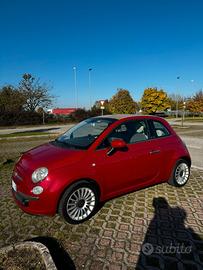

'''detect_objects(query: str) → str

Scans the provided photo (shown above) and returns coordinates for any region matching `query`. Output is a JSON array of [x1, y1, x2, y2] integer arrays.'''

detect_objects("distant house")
[[50, 108, 76, 115]]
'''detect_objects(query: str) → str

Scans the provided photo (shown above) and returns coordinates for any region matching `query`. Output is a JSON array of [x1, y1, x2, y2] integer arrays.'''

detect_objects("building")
[[49, 108, 76, 115]]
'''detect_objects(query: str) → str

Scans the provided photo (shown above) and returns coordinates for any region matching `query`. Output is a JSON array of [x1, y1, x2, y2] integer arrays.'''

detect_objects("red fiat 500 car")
[[12, 115, 191, 224]]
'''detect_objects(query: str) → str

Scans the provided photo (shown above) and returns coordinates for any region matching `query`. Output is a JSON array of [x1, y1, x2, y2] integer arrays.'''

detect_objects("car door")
[[91, 119, 162, 199], [148, 119, 176, 181]]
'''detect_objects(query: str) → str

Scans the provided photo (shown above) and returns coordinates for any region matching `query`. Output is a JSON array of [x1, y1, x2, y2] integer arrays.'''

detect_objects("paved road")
[[172, 122, 203, 170], [0, 124, 71, 135], [168, 119, 203, 126], [179, 136, 203, 170]]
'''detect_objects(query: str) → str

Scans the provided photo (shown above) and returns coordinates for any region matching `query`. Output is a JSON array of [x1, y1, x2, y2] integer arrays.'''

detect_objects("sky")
[[0, 0, 203, 108]]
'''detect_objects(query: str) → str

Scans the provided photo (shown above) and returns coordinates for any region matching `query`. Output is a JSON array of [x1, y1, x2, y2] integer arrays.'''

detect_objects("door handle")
[[149, 149, 160, 155]]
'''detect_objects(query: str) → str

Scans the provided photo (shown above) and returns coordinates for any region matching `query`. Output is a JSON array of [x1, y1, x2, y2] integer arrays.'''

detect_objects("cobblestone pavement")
[[0, 139, 203, 269]]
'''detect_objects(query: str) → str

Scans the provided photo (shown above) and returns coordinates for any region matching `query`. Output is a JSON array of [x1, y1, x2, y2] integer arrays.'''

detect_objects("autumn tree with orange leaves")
[[141, 88, 170, 114], [187, 90, 203, 114]]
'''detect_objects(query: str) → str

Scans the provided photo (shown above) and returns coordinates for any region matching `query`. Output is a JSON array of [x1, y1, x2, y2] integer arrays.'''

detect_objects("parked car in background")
[[12, 115, 191, 224], [149, 111, 168, 118]]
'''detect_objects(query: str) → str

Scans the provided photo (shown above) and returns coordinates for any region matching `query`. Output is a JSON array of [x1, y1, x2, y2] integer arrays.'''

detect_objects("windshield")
[[56, 117, 116, 149]]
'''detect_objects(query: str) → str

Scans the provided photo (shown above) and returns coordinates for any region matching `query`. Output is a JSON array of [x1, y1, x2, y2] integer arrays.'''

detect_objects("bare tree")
[[19, 73, 54, 112]]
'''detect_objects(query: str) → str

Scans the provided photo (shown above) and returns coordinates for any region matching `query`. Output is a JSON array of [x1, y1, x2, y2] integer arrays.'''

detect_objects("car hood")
[[18, 142, 86, 173]]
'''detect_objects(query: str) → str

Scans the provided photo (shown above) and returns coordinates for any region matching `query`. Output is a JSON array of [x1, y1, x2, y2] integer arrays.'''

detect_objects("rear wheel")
[[168, 159, 190, 187], [58, 181, 99, 224]]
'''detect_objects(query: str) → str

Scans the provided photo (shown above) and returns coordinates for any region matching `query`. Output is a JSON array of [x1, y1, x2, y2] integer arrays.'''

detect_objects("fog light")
[[32, 186, 43, 195]]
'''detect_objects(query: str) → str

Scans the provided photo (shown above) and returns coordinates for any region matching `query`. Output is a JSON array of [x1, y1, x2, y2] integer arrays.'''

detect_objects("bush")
[[0, 107, 111, 126], [0, 111, 42, 126], [68, 108, 90, 122], [68, 107, 111, 123]]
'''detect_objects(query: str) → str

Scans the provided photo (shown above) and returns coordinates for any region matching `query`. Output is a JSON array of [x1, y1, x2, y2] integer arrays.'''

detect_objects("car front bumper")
[[11, 178, 57, 216], [12, 189, 39, 207]]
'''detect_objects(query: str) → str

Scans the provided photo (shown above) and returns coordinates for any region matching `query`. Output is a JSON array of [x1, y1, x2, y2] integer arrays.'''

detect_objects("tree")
[[69, 108, 90, 122], [36, 107, 45, 114], [187, 90, 203, 114], [90, 99, 110, 116], [168, 94, 185, 111], [108, 89, 136, 114], [141, 88, 170, 114], [19, 73, 53, 112], [0, 85, 25, 113]]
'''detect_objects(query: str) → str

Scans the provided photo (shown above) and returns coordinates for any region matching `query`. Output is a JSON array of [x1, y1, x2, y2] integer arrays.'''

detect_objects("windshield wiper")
[[53, 139, 86, 149]]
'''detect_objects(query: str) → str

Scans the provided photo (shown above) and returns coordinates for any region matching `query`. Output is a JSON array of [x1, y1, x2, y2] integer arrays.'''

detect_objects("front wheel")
[[168, 159, 190, 187], [58, 181, 99, 224]]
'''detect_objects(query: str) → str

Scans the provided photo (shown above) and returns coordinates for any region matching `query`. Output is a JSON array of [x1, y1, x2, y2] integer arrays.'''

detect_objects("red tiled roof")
[[52, 108, 76, 115]]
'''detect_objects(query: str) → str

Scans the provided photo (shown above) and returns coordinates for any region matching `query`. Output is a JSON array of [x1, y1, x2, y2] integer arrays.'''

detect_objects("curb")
[[0, 241, 57, 270]]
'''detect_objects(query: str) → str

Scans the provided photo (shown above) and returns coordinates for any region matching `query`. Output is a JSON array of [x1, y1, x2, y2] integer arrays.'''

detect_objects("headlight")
[[32, 186, 44, 195], [32, 167, 48, 183]]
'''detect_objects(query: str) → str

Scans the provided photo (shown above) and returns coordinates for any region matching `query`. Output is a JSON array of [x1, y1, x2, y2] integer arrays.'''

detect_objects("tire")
[[58, 180, 99, 224], [168, 159, 190, 187]]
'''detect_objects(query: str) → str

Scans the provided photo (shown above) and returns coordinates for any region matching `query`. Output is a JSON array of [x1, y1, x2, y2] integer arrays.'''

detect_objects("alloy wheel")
[[66, 187, 96, 221], [175, 162, 189, 185]]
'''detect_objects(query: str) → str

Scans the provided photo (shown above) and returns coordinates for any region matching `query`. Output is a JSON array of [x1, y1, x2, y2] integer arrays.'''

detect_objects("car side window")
[[152, 121, 170, 137], [98, 120, 149, 149]]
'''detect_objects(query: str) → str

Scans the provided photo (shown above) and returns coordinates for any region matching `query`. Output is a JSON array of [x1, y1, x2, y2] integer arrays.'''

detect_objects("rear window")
[[152, 121, 170, 138]]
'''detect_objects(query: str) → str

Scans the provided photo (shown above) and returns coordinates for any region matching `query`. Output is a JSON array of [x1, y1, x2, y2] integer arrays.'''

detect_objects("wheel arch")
[[165, 154, 191, 183], [168, 156, 191, 187], [56, 178, 101, 213], [179, 155, 191, 167]]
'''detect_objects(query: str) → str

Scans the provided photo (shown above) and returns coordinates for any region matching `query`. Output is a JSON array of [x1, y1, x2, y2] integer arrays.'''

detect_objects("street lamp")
[[176, 76, 180, 118], [181, 100, 186, 127], [88, 68, 92, 108], [73, 66, 78, 109]]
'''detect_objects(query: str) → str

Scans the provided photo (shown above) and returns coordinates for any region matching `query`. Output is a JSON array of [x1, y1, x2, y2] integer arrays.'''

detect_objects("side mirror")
[[110, 138, 126, 149], [107, 138, 127, 156]]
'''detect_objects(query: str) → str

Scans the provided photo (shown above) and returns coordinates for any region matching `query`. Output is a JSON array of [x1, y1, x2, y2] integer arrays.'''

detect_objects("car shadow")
[[27, 236, 76, 270], [135, 197, 203, 270]]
